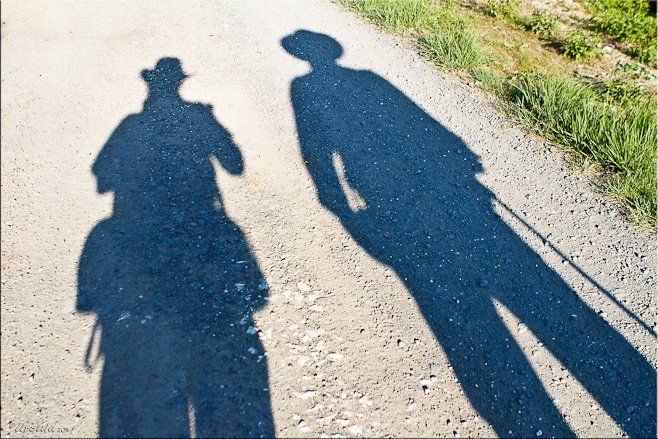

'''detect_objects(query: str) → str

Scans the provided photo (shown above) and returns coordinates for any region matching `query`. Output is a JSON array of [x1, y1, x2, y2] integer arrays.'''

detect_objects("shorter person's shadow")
[[283, 30, 656, 438], [77, 58, 274, 438]]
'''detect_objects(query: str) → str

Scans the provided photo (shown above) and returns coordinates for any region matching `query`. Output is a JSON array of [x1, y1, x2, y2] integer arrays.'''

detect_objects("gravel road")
[[1, 1, 655, 438]]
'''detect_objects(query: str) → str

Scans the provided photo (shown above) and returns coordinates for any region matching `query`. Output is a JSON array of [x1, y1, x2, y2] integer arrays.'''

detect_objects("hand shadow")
[[283, 30, 656, 438], [77, 58, 274, 438]]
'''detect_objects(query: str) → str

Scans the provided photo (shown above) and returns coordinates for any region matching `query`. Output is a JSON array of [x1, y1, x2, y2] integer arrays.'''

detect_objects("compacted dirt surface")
[[1, 1, 656, 438]]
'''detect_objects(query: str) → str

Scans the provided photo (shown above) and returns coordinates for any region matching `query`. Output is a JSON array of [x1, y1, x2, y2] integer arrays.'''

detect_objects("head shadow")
[[141, 57, 189, 93], [77, 57, 274, 438], [283, 30, 656, 438]]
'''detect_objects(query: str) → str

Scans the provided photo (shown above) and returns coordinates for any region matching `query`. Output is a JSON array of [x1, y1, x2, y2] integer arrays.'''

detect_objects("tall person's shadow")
[[77, 58, 274, 438], [282, 30, 656, 438]]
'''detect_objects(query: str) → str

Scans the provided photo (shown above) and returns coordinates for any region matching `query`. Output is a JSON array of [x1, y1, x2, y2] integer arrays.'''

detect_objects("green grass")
[[418, 25, 488, 70], [528, 9, 558, 37], [586, 0, 657, 66], [486, 0, 519, 20], [562, 30, 602, 60], [339, 0, 446, 34], [337, 0, 657, 227], [503, 74, 656, 225], [341, 0, 488, 70], [593, 62, 656, 108]]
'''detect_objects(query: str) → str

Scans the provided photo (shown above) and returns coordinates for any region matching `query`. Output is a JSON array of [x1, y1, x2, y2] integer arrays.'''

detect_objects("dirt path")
[[1, 1, 655, 438]]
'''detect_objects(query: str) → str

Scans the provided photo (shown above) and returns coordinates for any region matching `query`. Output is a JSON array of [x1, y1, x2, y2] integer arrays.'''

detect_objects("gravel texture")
[[1, 1, 655, 438]]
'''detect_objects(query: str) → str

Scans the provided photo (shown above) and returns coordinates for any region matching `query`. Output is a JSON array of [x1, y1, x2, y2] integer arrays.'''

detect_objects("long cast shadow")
[[77, 58, 274, 438], [282, 30, 656, 438]]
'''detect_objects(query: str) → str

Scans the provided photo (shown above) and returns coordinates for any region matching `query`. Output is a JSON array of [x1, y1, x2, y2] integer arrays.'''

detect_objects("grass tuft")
[[419, 25, 488, 70], [486, 0, 519, 21], [562, 30, 602, 60], [504, 74, 656, 225], [529, 9, 558, 37], [340, 0, 443, 34], [341, 0, 485, 70]]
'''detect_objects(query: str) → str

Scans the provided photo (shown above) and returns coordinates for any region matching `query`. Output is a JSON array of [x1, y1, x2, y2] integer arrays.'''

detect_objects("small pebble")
[[294, 390, 318, 400], [347, 425, 362, 435]]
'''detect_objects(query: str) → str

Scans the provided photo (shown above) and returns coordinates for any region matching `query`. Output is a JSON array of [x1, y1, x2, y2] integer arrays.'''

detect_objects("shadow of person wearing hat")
[[282, 30, 656, 438], [77, 57, 274, 438]]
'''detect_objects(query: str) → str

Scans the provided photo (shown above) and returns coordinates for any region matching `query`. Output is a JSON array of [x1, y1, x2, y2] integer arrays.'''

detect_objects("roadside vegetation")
[[337, 0, 657, 227], [587, 1, 656, 66]]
